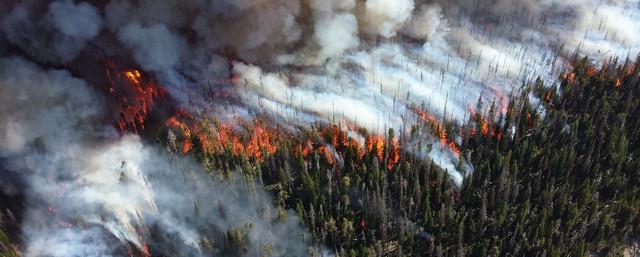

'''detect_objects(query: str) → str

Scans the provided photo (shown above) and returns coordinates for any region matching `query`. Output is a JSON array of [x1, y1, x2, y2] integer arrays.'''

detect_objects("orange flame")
[[412, 107, 462, 157], [165, 114, 195, 154], [165, 110, 406, 169], [301, 140, 314, 158], [491, 87, 509, 115], [448, 141, 461, 157], [246, 123, 278, 160], [562, 71, 576, 84], [467, 104, 506, 143], [318, 146, 336, 165], [347, 138, 363, 159], [412, 107, 440, 125], [166, 113, 286, 161], [481, 120, 489, 136], [366, 135, 385, 161], [141, 242, 151, 257], [586, 66, 597, 77], [331, 126, 340, 147], [106, 64, 163, 134], [181, 140, 193, 154], [124, 70, 142, 85], [440, 129, 447, 147], [625, 63, 636, 76], [387, 137, 400, 170], [544, 91, 552, 103]]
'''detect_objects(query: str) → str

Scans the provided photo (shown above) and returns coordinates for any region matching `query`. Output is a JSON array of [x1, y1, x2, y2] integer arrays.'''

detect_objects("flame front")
[[105, 63, 163, 134]]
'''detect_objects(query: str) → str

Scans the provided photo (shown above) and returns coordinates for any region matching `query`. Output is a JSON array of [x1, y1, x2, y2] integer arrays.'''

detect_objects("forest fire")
[[246, 123, 278, 160], [165, 111, 282, 161], [439, 129, 461, 157], [586, 66, 597, 77], [300, 140, 314, 158], [330, 125, 349, 148], [439, 130, 448, 149], [467, 104, 505, 142], [105, 63, 164, 134], [294, 125, 402, 169], [124, 70, 142, 85], [141, 242, 151, 257], [387, 138, 400, 170], [411, 107, 462, 157], [318, 146, 336, 165], [562, 71, 576, 84], [165, 112, 194, 154], [365, 135, 385, 161], [480, 120, 489, 136], [491, 87, 509, 115], [327, 126, 364, 159], [448, 141, 461, 156], [126, 240, 151, 257], [624, 63, 636, 76], [164, 108, 405, 170], [544, 91, 553, 103], [560, 61, 636, 90], [2, 1, 639, 256]]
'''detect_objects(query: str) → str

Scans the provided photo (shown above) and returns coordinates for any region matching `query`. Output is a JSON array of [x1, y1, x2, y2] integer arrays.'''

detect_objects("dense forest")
[[2, 57, 639, 257]]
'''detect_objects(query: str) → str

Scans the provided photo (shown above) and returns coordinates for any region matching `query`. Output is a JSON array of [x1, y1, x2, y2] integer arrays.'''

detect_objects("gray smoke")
[[117, 21, 188, 73], [1, 0, 102, 63]]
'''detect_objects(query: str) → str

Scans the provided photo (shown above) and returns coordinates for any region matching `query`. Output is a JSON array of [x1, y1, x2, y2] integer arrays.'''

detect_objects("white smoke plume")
[[1, 0, 640, 255], [402, 4, 447, 42], [362, 0, 415, 38]]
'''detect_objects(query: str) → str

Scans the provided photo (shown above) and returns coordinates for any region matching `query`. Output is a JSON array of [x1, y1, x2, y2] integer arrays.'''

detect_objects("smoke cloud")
[[117, 21, 188, 73], [402, 4, 447, 42], [1, 0, 102, 63], [362, 0, 415, 38], [0, 56, 322, 256]]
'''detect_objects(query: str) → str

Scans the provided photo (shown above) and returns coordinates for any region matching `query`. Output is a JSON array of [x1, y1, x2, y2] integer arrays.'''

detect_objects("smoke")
[[362, 0, 415, 38], [117, 21, 188, 73], [1, 0, 640, 255], [312, 13, 359, 64], [0, 56, 323, 256], [1, 0, 102, 63], [402, 4, 447, 42], [49, 0, 102, 41]]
